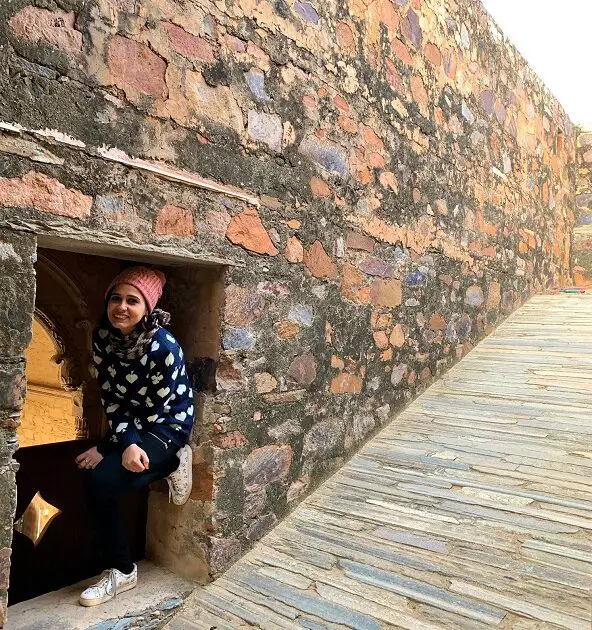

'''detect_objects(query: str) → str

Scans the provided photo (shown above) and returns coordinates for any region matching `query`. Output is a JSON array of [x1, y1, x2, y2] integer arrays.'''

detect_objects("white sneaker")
[[79, 565, 137, 607], [166, 444, 192, 505]]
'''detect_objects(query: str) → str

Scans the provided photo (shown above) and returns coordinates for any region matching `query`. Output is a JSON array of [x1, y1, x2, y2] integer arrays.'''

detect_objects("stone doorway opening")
[[9, 242, 224, 608]]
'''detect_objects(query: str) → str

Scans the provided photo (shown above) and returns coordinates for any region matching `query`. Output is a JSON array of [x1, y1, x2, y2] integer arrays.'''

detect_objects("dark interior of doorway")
[[9, 246, 221, 605]]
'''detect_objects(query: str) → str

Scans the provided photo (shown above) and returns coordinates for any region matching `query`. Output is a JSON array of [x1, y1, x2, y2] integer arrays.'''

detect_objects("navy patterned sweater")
[[92, 326, 194, 454]]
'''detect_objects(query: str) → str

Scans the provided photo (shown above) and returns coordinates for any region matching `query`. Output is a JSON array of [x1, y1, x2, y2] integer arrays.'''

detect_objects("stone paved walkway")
[[168, 294, 592, 629]]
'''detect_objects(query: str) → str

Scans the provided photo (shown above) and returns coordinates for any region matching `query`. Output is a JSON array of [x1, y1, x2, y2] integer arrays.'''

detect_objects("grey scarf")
[[99, 309, 171, 360]]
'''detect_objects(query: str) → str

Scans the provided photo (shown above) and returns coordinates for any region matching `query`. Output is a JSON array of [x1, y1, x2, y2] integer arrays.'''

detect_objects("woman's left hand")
[[76, 447, 103, 470]]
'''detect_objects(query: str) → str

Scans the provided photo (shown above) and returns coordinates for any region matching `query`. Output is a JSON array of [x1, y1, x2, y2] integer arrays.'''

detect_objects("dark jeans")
[[84, 432, 179, 574]]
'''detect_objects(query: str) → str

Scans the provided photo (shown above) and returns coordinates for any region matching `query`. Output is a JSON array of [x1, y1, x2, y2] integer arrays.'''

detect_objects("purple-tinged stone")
[[446, 313, 472, 342], [202, 14, 215, 37], [223, 327, 255, 350], [244, 486, 266, 518], [481, 90, 494, 116], [288, 304, 313, 326], [407, 9, 423, 48], [294, 0, 319, 24], [244, 445, 293, 487], [287, 353, 317, 386], [405, 271, 427, 287], [359, 257, 394, 278], [245, 68, 271, 101], [257, 281, 291, 297], [299, 136, 348, 177], [247, 513, 277, 540], [208, 537, 241, 575], [248, 110, 282, 152], [465, 285, 484, 307], [578, 212, 592, 226]]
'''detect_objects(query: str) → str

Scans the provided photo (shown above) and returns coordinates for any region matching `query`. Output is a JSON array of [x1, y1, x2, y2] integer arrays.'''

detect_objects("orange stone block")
[[331, 355, 345, 369], [410, 75, 428, 114], [285, 235, 304, 263], [367, 152, 386, 169], [370, 278, 402, 308], [109, 35, 168, 98], [336, 21, 356, 52], [486, 280, 501, 310], [379, 0, 400, 32], [275, 321, 300, 339], [361, 124, 385, 150], [373, 330, 389, 349], [424, 42, 441, 67], [380, 347, 393, 361], [330, 372, 363, 394], [385, 57, 404, 91], [154, 204, 194, 236], [379, 171, 399, 192], [429, 313, 446, 330], [304, 241, 339, 278], [341, 263, 366, 302], [391, 38, 413, 65], [356, 167, 374, 185], [0, 171, 92, 218], [389, 323, 405, 347], [338, 115, 358, 134], [310, 176, 332, 197], [346, 231, 375, 252], [333, 94, 350, 111], [226, 207, 279, 256]]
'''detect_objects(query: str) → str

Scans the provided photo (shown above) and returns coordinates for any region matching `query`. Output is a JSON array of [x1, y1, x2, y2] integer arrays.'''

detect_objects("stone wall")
[[573, 130, 592, 286], [0, 0, 575, 617], [0, 231, 35, 626]]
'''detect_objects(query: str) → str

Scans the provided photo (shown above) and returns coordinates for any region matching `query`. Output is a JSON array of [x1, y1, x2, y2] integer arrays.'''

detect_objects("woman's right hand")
[[122, 444, 150, 473], [75, 447, 103, 470]]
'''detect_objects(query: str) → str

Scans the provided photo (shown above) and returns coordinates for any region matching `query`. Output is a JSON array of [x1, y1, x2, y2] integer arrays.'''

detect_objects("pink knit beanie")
[[105, 266, 166, 313]]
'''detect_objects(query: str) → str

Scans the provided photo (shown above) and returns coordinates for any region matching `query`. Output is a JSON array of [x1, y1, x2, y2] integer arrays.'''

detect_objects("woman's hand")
[[76, 447, 103, 470], [122, 444, 150, 473]]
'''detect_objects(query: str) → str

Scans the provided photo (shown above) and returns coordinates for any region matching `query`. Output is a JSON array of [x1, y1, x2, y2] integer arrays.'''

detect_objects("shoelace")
[[110, 568, 118, 598], [92, 568, 118, 598]]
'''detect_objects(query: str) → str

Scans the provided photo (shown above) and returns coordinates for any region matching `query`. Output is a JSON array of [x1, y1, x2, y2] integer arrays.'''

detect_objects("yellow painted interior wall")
[[18, 318, 77, 448]]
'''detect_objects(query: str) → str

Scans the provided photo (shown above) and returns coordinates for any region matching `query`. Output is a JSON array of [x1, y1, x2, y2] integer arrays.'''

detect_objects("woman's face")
[[107, 283, 148, 335]]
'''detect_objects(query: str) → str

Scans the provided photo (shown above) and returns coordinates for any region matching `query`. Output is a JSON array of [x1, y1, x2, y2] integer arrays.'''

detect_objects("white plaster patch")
[[0, 243, 22, 263]]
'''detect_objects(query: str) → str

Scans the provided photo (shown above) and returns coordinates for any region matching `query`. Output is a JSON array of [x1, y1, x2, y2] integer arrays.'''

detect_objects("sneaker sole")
[[79, 579, 137, 607], [167, 446, 193, 506]]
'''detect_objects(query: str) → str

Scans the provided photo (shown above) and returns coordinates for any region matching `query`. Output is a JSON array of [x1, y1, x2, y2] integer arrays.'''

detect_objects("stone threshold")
[[7, 561, 195, 630]]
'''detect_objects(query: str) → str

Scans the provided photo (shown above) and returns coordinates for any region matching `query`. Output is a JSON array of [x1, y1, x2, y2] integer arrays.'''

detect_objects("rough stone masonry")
[[0, 0, 577, 623]]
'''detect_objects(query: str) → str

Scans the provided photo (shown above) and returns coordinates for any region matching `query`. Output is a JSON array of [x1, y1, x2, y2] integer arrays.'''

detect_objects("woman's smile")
[[107, 283, 147, 334]]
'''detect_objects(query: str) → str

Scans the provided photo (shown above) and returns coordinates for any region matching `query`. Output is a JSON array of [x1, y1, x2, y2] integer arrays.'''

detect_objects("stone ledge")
[[7, 561, 195, 630]]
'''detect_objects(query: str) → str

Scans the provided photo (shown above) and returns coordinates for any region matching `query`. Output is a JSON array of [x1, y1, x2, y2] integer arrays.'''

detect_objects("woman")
[[75, 266, 194, 607]]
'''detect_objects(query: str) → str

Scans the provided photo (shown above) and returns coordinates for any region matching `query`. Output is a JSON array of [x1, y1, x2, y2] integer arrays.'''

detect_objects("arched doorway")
[[18, 317, 80, 448]]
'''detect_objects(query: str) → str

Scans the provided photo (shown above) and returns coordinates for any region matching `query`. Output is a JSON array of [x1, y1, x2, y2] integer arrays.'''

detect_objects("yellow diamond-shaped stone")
[[13, 491, 61, 546]]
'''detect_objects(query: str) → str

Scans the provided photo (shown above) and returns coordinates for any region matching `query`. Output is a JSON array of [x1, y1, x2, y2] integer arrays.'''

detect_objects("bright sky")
[[481, 0, 592, 129]]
